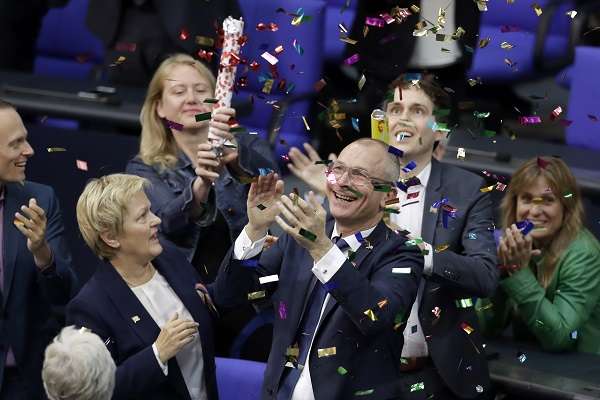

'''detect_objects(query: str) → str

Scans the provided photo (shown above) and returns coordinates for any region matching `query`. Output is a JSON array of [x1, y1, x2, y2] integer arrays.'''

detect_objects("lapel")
[[3, 183, 24, 306], [153, 250, 214, 361], [97, 262, 161, 347], [421, 159, 444, 246], [319, 220, 389, 323]]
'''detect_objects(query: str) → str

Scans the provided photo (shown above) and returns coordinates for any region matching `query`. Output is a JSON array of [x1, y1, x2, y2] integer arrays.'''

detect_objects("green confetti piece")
[[230, 126, 248, 134], [354, 389, 374, 396], [257, 204, 267, 210], [337, 366, 348, 375], [563, 192, 573, 198], [455, 298, 474, 308], [195, 112, 212, 122], [382, 207, 400, 214], [410, 382, 425, 392], [315, 159, 333, 165], [347, 250, 356, 262], [373, 184, 392, 192], [400, 357, 409, 365], [434, 122, 451, 133], [347, 187, 364, 198], [473, 111, 491, 119], [299, 228, 317, 242], [203, 98, 219, 103]]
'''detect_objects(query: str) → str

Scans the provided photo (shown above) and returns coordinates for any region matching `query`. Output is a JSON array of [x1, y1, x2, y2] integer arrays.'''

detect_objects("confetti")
[[358, 74, 366, 90], [532, 3, 543, 16], [435, 244, 449, 253], [354, 389, 375, 396], [517, 352, 527, 363], [478, 38, 491, 48], [278, 301, 287, 320], [537, 156, 550, 169], [564, 192, 573, 198], [500, 41, 514, 50], [410, 382, 425, 392], [392, 267, 411, 274], [385, 197, 400, 206], [337, 366, 348, 375], [570, 331, 578, 339], [455, 298, 473, 308], [457, 148, 466, 160], [292, 39, 304, 55], [402, 161, 417, 174], [76, 160, 88, 171], [365, 17, 385, 28], [388, 146, 404, 157], [179, 28, 189, 41], [195, 36, 214, 47], [382, 207, 400, 214], [347, 187, 364, 198], [241, 259, 259, 268], [258, 168, 274, 176], [363, 309, 377, 321], [373, 184, 393, 192], [261, 51, 279, 65], [468, 232, 477, 240], [262, 79, 274, 94], [299, 228, 317, 242], [566, 10, 577, 18], [480, 185, 494, 193], [550, 106, 563, 120], [195, 112, 212, 122], [163, 118, 183, 131], [519, 115, 542, 125], [344, 53, 360, 65], [47, 147, 66, 152], [301, 116, 311, 131], [247, 290, 266, 300], [317, 347, 336, 358], [257, 204, 267, 210], [203, 98, 218, 104], [259, 274, 279, 284], [377, 299, 388, 309], [516, 219, 534, 235], [461, 322, 474, 334], [476, 385, 484, 393]]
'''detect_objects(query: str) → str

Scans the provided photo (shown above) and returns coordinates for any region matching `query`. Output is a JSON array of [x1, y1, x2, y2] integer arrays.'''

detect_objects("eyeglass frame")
[[325, 161, 393, 189]]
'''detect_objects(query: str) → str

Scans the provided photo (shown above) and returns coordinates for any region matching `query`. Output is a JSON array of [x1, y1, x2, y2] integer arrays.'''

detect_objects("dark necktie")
[[277, 237, 350, 400]]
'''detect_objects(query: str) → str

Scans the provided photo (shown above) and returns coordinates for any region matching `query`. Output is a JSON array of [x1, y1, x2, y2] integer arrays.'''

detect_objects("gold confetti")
[[363, 309, 377, 321], [475, 0, 488, 12], [195, 36, 215, 46], [500, 41, 514, 49], [479, 185, 494, 193], [47, 147, 67, 152], [286, 345, 299, 357], [435, 244, 449, 253], [532, 3, 543, 16], [410, 5, 420, 13], [377, 299, 389, 309], [262, 79, 274, 94], [247, 291, 266, 300], [453, 27, 466, 39], [566, 10, 577, 19], [302, 116, 310, 131], [317, 347, 337, 358], [358, 74, 366, 90], [339, 35, 358, 45], [478, 38, 491, 48]]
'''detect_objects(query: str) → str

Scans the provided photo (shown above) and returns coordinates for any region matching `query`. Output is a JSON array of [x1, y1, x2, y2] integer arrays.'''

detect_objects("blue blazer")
[[417, 159, 499, 398], [125, 133, 279, 263], [221, 218, 424, 399], [66, 239, 251, 400], [0, 181, 77, 398]]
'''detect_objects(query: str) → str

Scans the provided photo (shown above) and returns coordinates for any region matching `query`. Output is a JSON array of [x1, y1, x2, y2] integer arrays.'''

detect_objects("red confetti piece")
[[461, 322, 474, 334], [249, 60, 260, 71], [197, 49, 214, 62], [537, 157, 550, 169]]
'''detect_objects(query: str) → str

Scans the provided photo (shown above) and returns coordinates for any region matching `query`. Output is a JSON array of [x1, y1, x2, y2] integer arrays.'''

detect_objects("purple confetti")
[[402, 161, 417, 174], [388, 146, 404, 157], [516, 219, 534, 235], [278, 301, 287, 320], [365, 17, 385, 28], [163, 118, 183, 131], [344, 53, 360, 65]]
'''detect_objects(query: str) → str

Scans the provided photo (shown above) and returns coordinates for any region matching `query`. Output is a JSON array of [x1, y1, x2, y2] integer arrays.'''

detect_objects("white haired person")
[[42, 326, 116, 400]]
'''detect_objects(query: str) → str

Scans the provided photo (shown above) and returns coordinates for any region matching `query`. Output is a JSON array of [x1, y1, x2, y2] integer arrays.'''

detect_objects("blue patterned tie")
[[277, 237, 350, 399]]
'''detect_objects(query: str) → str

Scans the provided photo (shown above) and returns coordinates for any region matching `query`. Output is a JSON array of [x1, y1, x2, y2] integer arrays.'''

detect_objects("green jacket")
[[477, 229, 600, 354]]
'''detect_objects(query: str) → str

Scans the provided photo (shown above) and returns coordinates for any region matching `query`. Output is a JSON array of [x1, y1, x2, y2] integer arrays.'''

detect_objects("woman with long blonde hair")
[[126, 53, 277, 282], [478, 157, 600, 354]]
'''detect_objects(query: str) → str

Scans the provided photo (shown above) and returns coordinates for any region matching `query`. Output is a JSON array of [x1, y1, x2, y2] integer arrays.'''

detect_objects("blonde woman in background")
[[478, 157, 600, 354]]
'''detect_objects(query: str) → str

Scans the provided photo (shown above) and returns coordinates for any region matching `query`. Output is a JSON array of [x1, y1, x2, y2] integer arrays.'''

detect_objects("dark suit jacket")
[[221, 219, 424, 399], [0, 181, 77, 398], [86, 0, 241, 52], [66, 239, 251, 400], [416, 159, 498, 398], [347, 0, 481, 84]]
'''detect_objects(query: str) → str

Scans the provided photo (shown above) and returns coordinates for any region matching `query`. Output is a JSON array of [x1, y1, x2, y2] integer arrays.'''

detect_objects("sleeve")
[[36, 187, 78, 305], [66, 297, 169, 400], [429, 184, 499, 298], [233, 227, 268, 260], [325, 237, 424, 336], [126, 159, 217, 236], [312, 245, 346, 283], [499, 246, 600, 352], [476, 287, 513, 338], [231, 133, 280, 180]]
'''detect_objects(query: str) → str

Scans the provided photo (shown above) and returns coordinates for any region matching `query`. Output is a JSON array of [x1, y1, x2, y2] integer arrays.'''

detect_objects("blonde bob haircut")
[[76, 174, 149, 260], [139, 53, 216, 171], [500, 157, 584, 288]]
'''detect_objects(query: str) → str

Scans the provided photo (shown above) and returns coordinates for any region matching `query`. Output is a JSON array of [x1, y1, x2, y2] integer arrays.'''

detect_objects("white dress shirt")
[[131, 270, 207, 400], [233, 224, 376, 400], [390, 162, 433, 357], [407, 1, 462, 69]]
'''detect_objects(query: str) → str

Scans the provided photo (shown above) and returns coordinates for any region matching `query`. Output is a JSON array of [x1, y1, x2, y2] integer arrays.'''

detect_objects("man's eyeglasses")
[[325, 162, 392, 189]]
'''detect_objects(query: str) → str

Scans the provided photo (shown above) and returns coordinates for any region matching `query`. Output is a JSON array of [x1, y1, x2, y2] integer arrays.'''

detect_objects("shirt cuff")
[[311, 245, 345, 284], [152, 343, 168, 376], [233, 226, 267, 260], [423, 243, 433, 276]]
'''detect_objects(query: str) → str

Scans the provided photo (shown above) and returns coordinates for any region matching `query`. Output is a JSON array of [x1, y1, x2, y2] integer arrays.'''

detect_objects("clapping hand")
[[245, 173, 284, 241], [287, 143, 336, 195], [498, 224, 542, 274], [275, 191, 332, 262]]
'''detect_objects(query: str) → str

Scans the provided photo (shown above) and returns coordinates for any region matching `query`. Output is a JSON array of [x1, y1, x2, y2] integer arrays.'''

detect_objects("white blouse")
[[131, 270, 207, 400]]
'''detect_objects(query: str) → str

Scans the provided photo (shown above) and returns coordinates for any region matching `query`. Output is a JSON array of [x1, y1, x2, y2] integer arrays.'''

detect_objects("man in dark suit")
[[225, 138, 424, 399], [0, 100, 77, 398], [287, 74, 499, 399], [86, 0, 241, 85]]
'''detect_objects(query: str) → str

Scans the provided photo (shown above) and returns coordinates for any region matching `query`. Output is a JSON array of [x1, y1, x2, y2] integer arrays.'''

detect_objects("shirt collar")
[[415, 161, 432, 188], [331, 223, 378, 252]]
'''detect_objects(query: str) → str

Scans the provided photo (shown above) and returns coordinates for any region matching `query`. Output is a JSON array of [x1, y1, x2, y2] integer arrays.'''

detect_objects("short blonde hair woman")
[[478, 157, 600, 353], [68, 173, 250, 399]]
